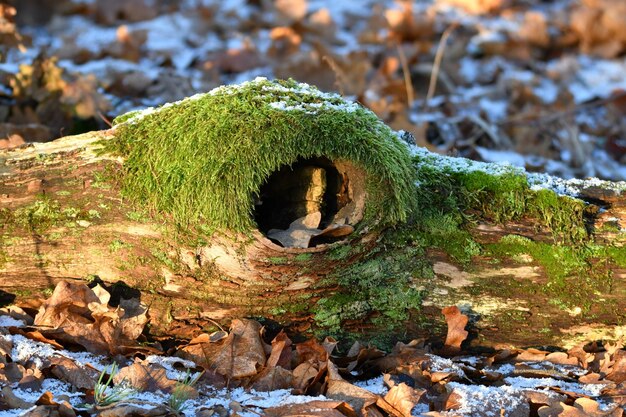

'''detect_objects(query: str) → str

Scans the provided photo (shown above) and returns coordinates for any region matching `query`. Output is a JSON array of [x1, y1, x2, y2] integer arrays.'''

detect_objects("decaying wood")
[[1, 129, 625, 347]]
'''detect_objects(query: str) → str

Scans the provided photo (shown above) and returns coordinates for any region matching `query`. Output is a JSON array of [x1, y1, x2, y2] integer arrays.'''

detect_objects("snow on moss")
[[109, 78, 416, 232], [407, 138, 626, 199]]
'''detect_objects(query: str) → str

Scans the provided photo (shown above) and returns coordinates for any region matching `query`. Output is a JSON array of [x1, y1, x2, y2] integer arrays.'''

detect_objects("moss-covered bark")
[[1, 79, 625, 348]]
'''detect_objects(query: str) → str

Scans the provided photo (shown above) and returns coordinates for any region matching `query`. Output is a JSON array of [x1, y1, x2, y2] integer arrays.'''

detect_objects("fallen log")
[[1, 78, 625, 348]]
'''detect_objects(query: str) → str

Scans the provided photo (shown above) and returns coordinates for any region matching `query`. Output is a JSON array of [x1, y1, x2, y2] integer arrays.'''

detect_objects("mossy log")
[[1, 78, 625, 348]]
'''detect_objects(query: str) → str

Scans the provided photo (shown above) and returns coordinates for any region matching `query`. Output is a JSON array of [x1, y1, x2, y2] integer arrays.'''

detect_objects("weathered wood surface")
[[1, 130, 625, 348]]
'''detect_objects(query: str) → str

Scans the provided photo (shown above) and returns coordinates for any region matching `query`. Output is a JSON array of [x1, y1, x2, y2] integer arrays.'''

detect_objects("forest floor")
[[0, 281, 624, 416]]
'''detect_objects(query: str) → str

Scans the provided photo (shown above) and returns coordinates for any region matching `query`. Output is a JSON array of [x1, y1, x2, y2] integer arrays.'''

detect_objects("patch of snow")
[[308, 0, 376, 24], [459, 57, 480, 84], [478, 98, 508, 122], [11, 334, 56, 369], [411, 145, 524, 177], [504, 69, 536, 84], [10, 333, 106, 371], [0, 408, 35, 417], [12, 379, 82, 405], [118, 77, 363, 124], [51, 15, 118, 55], [534, 79, 559, 104], [445, 382, 528, 416], [504, 376, 607, 397], [487, 363, 516, 376], [412, 403, 430, 415], [426, 354, 467, 378], [268, 99, 360, 114], [58, 58, 161, 80], [0, 62, 20, 73], [144, 355, 200, 380], [476, 147, 526, 168], [354, 376, 387, 395], [0, 315, 26, 327], [548, 55, 626, 103]]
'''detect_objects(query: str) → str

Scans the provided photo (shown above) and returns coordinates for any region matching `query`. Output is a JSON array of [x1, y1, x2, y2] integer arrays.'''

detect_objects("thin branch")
[[426, 22, 459, 104], [396, 43, 414, 106]]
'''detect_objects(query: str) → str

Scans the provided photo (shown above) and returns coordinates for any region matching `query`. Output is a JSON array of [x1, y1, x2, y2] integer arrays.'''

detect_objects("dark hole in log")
[[254, 157, 354, 248]]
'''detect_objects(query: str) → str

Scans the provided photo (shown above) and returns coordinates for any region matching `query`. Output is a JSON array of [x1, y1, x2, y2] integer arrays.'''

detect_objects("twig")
[[466, 114, 512, 148], [322, 55, 346, 97], [98, 111, 113, 128], [396, 43, 414, 106], [426, 22, 459, 104]]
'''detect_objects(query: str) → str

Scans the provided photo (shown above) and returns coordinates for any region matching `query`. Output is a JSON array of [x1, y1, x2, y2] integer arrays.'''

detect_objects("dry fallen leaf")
[[33, 281, 148, 355], [538, 397, 624, 417], [180, 318, 267, 379], [326, 361, 379, 414], [1, 386, 33, 409], [607, 349, 626, 384], [292, 360, 322, 392], [264, 400, 356, 417], [267, 330, 293, 369], [296, 337, 331, 365], [377, 381, 424, 417], [113, 363, 182, 394], [251, 366, 294, 391], [441, 306, 469, 354], [49, 356, 100, 390]]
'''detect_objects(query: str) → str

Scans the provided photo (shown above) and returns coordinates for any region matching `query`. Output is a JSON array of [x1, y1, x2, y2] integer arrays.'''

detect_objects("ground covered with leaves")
[[0, 281, 624, 416]]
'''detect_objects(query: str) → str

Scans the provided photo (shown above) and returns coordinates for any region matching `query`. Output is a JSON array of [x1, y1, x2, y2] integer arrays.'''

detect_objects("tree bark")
[[1, 129, 625, 348]]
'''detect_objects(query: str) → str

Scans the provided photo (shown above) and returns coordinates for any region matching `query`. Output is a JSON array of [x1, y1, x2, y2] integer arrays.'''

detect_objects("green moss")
[[112, 110, 142, 125], [485, 235, 613, 311], [294, 253, 313, 262], [109, 239, 133, 253], [150, 248, 177, 271], [527, 190, 587, 242], [314, 231, 428, 333], [410, 154, 589, 245], [126, 210, 150, 222], [266, 256, 288, 265], [418, 213, 481, 265], [328, 245, 352, 261], [108, 78, 416, 233], [607, 246, 626, 268], [14, 198, 62, 232], [0, 246, 8, 269], [13, 289, 32, 297]]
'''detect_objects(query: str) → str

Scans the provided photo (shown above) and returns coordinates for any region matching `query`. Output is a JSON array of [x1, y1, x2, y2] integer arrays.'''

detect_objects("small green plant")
[[62, 207, 80, 218], [93, 363, 135, 407], [109, 239, 133, 253], [127, 211, 150, 222], [168, 369, 203, 413]]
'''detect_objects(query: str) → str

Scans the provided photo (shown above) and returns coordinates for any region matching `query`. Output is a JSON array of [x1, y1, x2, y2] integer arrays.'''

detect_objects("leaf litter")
[[0, 281, 623, 416]]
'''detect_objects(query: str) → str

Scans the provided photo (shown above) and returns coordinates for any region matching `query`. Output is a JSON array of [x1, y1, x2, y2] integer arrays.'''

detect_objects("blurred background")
[[1, 0, 625, 180]]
